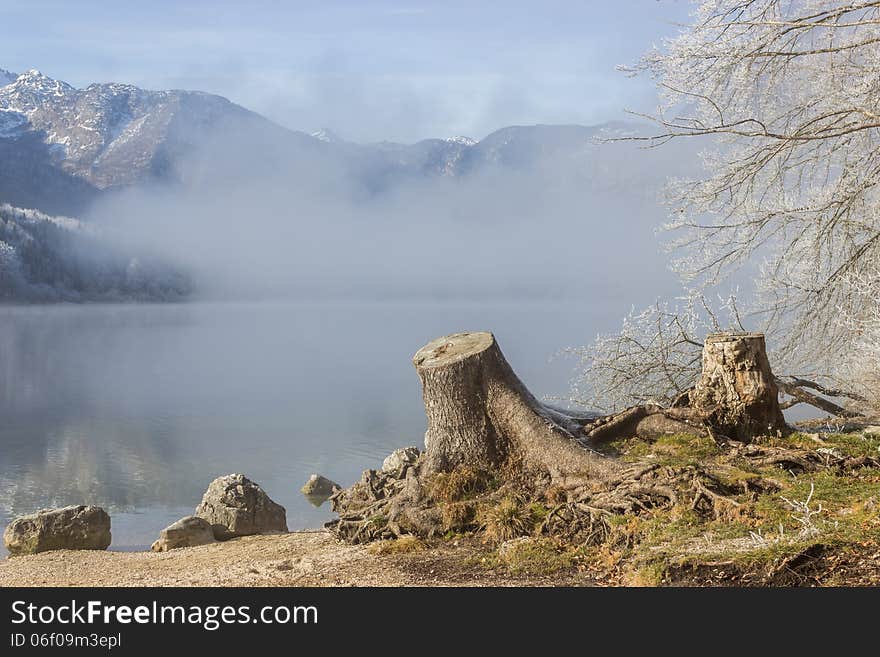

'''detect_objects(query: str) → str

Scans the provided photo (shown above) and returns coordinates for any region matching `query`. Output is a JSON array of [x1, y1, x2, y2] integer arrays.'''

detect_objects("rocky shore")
[[0, 461, 593, 587]]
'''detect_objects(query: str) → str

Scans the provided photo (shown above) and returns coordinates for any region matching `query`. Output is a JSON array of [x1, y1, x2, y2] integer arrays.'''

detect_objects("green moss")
[[628, 561, 668, 587], [823, 432, 880, 458], [528, 502, 550, 523]]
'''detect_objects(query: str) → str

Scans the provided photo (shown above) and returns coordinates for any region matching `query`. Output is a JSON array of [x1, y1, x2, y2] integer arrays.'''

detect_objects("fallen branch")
[[775, 378, 858, 417], [781, 377, 868, 403]]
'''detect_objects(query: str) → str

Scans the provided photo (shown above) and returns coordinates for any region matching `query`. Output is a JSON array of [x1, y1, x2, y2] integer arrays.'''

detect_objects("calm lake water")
[[0, 300, 607, 554]]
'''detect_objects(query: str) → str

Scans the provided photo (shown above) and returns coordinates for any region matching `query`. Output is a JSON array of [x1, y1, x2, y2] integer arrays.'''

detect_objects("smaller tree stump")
[[690, 332, 786, 441]]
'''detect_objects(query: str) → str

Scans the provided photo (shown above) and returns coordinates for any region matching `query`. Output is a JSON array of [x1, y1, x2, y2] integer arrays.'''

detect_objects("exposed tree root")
[[539, 503, 613, 546], [734, 443, 880, 474], [327, 434, 880, 549]]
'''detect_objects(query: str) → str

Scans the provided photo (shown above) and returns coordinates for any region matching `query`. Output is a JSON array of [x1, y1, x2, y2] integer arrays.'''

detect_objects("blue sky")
[[0, 0, 692, 142]]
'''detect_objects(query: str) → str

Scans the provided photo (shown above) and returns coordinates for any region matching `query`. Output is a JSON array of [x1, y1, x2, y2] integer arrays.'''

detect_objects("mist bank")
[[0, 117, 699, 304], [85, 122, 695, 304]]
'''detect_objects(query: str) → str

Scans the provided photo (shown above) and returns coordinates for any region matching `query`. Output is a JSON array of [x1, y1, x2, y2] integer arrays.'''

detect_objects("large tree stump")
[[689, 332, 786, 442], [413, 332, 616, 481]]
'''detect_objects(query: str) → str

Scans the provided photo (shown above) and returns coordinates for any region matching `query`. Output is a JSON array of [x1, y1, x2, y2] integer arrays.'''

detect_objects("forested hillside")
[[0, 204, 189, 301]]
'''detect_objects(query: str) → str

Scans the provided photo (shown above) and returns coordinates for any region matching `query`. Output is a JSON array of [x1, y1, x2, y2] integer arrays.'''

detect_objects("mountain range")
[[0, 68, 637, 216]]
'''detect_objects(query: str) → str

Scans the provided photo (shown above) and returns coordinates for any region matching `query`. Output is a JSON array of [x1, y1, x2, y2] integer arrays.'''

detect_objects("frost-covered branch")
[[569, 289, 863, 415], [611, 0, 880, 399]]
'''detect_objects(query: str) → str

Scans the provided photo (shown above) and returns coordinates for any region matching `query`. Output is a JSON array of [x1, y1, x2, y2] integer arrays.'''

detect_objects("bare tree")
[[578, 1, 880, 413]]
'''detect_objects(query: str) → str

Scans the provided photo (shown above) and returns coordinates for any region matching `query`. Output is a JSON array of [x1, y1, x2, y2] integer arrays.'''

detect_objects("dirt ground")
[[0, 530, 593, 587]]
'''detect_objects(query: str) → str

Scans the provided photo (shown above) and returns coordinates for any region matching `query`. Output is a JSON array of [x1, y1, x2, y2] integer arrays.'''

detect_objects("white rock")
[[382, 446, 420, 474]]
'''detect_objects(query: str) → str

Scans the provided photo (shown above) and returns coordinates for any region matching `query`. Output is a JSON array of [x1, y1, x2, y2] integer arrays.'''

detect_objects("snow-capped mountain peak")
[[445, 135, 477, 146], [1, 69, 76, 125], [12, 69, 74, 95]]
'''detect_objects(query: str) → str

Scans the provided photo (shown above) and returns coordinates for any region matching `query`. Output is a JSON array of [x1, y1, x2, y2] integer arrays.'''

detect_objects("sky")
[[0, 0, 692, 143]]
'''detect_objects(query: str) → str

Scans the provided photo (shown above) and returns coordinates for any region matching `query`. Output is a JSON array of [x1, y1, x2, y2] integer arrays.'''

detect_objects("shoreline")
[[3, 525, 878, 588], [0, 530, 594, 587]]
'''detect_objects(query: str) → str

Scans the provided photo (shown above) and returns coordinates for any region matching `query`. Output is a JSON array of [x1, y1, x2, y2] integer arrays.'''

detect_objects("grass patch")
[[494, 538, 577, 575], [479, 496, 544, 543], [762, 431, 880, 458], [440, 500, 477, 532], [606, 433, 723, 466], [627, 561, 668, 587], [368, 535, 426, 555]]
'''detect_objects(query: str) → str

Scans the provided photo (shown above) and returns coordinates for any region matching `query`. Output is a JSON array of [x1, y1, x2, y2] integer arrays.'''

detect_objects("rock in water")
[[151, 516, 217, 552], [195, 474, 287, 540], [300, 474, 341, 506], [3, 505, 111, 556]]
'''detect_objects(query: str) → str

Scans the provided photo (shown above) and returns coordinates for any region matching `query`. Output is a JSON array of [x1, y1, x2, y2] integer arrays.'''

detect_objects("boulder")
[[151, 515, 216, 552], [300, 473, 341, 496], [300, 474, 341, 504], [382, 446, 420, 475], [195, 474, 287, 540], [3, 505, 111, 556]]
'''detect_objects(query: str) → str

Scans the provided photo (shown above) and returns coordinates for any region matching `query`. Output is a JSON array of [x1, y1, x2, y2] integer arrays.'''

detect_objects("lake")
[[0, 300, 609, 554]]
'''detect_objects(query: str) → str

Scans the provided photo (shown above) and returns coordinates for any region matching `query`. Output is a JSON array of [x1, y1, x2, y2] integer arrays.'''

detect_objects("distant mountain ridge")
[[0, 68, 639, 215]]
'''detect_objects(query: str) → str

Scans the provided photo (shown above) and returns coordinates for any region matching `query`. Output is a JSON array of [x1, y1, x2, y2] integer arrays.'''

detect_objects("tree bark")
[[689, 332, 786, 441], [413, 332, 617, 482]]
